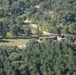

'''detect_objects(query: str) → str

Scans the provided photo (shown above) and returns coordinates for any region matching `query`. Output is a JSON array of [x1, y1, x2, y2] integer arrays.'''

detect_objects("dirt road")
[[24, 19, 50, 35]]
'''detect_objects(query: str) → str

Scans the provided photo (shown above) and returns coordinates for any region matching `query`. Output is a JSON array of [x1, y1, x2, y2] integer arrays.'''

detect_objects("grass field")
[[0, 39, 29, 46]]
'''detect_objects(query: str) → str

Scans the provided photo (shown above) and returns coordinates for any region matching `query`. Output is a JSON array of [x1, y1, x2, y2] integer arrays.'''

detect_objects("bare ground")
[[24, 19, 50, 35]]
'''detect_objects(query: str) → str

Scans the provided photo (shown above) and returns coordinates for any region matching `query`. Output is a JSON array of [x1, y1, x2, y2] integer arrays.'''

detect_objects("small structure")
[[38, 36, 57, 42], [57, 35, 65, 41], [38, 35, 65, 42], [39, 37, 43, 41], [50, 36, 57, 40]]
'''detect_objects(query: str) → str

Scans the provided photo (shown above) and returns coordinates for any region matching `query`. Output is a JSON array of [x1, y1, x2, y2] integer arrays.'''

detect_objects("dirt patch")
[[18, 44, 26, 49], [24, 19, 50, 35]]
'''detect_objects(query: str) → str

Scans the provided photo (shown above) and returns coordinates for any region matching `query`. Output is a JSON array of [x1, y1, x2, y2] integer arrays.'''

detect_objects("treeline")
[[0, 0, 35, 38], [0, 0, 76, 38], [0, 39, 76, 75]]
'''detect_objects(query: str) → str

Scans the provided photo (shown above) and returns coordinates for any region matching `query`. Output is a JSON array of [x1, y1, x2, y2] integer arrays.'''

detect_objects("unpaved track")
[[24, 20, 50, 35], [18, 19, 51, 49]]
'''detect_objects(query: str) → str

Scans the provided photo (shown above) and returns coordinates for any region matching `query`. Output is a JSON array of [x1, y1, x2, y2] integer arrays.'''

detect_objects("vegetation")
[[0, 0, 76, 75], [0, 39, 76, 75], [0, 39, 29, 46], [0, 0, 76, 38]]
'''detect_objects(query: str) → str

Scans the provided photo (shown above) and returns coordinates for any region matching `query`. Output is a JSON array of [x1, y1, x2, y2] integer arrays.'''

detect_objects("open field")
[[0, 39, 29, 46]]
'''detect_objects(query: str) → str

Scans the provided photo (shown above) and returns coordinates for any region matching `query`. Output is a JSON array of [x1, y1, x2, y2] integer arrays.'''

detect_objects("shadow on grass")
[[6, 35, 39, 39], [31, 36, 38, 39], [0, 39, 10, 42]]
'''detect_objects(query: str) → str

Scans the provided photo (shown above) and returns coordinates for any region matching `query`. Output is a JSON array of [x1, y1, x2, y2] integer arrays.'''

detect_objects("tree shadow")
[[0, 39, 9, 42], [31, 36, 38, 39]]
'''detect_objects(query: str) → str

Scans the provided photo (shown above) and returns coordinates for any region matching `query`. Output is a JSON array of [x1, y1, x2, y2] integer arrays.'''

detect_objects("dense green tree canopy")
[[0, 0, 76, 74], [0, 40, 76, 75]]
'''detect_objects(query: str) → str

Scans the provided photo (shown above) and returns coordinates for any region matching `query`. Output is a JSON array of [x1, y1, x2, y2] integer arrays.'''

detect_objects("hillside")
[[0, 0, 76, 39], [0, 0, 76, 75]]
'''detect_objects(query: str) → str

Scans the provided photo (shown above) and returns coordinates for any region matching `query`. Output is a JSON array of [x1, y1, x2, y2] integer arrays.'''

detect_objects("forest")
[[0, 0, 76, 75], [0, 0, 76, 38], [0, 39, 76, 75]]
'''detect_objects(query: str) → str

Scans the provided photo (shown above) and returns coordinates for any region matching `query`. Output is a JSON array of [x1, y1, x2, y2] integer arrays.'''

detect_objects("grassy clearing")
[[0, 39, 29, 46], [30, 26, 36, 34]]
